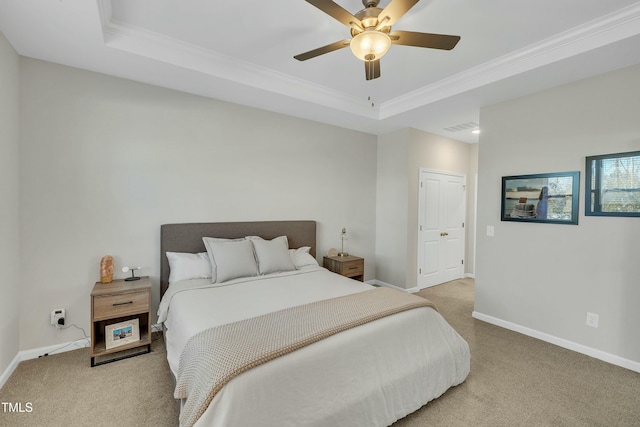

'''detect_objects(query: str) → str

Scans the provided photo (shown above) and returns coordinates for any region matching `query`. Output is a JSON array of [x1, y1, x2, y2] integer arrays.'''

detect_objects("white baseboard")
[[0, 339, 90, 389], [472, 311, 640, 373], [19, 339, 90, 361], [368, 279, 418, 293], [2, 327, 164, 386], [371, 276, 475, 292], [0, 353, 21, 390], [464, 273, 475, 279]]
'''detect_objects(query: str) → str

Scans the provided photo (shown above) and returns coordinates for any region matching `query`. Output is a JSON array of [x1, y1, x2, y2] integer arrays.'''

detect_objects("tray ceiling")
[[2, 0, 640, 143]]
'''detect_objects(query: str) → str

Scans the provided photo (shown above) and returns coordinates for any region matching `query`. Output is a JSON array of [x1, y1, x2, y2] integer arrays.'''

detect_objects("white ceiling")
[[2, 0, 640, 143]]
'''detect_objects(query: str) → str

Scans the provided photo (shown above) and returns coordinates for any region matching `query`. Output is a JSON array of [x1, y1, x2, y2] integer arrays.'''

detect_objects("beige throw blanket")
[[174, 287, 436, 427]]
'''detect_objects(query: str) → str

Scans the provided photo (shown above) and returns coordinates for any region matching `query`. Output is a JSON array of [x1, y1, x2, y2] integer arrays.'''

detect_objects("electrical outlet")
[[51, 308, 66, 328], [586, 312, 599, 328]]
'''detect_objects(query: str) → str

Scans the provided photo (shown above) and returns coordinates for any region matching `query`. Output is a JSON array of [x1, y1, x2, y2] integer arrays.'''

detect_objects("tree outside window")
[[586, 151, 640, 217]]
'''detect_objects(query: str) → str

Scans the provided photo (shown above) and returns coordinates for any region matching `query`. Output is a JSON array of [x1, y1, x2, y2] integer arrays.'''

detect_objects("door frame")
[[417, 168, 467, 289]]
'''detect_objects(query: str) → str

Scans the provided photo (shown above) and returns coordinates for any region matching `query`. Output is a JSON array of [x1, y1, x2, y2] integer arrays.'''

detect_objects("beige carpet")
[[1, 279, 638, 426], [0, 333, 179, 427], [395, 279, 640, 426]]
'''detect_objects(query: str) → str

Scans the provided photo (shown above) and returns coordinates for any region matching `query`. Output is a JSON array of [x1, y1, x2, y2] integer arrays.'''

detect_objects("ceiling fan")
[[294, 0, 460, 80]]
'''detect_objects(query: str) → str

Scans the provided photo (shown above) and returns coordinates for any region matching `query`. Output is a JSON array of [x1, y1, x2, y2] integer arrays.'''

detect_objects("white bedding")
[[159, 266, 470, 427]]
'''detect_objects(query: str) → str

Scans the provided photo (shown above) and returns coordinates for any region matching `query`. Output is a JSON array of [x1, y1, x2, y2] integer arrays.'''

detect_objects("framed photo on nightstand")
[[105, 319, 140, 350]]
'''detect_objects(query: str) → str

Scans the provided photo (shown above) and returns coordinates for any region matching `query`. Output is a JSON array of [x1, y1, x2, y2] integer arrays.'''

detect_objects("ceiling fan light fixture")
[[350, 29, 391, 61]]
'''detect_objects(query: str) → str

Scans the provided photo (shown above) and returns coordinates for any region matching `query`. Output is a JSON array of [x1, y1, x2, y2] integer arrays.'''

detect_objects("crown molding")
[[97, 1, 375, 119], [97, 0, 640, 123], [379, 2, 640, 118]]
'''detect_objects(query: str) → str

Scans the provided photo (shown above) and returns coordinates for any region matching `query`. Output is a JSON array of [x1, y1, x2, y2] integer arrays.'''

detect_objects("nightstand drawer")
[[323, 255, 364, 281], [339, 260, 364, 277], [93, 290, 149, 320]]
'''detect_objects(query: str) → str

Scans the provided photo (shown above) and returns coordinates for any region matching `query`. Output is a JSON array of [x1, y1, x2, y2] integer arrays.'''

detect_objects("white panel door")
[[418, 171, 465, 288]]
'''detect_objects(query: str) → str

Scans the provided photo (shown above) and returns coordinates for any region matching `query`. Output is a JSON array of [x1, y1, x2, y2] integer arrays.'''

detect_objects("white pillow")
[[202, 237, 245, 283], [166, 252, 211, 284], [289, 246, 319, 269], [204, 238, 258, 283], [247, 236, 296, 275]]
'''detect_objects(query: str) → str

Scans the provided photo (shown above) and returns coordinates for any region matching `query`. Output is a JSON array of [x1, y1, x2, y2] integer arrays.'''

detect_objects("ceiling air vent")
[[443, 121, 479, 132]]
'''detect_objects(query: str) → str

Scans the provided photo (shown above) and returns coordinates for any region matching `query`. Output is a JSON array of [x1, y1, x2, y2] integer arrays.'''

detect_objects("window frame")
[[585, 150, 640, 217]]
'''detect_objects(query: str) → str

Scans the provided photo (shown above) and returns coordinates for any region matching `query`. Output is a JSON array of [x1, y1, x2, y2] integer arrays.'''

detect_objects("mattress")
[[158, 266, 470, 427]]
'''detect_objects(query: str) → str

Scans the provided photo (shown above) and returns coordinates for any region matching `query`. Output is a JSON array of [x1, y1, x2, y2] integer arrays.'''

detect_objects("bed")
[[158, 221, 470, 427]]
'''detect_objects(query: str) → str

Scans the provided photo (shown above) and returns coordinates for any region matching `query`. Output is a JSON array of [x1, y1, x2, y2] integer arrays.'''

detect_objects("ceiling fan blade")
[[294, 39, 351, 61], [378, 0, 420, 27], [389, 30, 460, 50], [365, 59, 381, 81], [304, 0, 360, 28]]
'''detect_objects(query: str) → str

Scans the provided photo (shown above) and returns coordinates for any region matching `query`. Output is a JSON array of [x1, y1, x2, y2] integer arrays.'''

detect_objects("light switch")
[[486, 226, 495, 237]]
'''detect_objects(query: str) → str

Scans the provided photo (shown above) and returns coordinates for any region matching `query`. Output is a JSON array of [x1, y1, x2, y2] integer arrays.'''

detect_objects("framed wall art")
[[501, 171, 580, 224]]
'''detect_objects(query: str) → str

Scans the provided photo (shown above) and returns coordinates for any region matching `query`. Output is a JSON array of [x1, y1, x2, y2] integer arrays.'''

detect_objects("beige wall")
[[406, 129, 476, 287], [0, 31, 20, 381], [376, 128, 475, 289], [18, 58, 378, 351], [4, 51, 477, 362], [375, 129, 410, 287], [475, 62, 640, 365], [468, 143, 479, 274]]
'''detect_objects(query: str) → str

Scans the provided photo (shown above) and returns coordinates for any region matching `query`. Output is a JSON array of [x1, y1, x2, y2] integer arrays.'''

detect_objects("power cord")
[[39, 323, 90, 358]]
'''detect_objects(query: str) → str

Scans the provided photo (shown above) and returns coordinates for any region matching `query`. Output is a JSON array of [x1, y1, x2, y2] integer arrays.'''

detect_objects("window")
[[585, 151, 640, 217]]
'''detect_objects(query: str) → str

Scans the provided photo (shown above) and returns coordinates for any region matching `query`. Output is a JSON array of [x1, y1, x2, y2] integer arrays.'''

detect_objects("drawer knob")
[[348, 266, 358, 270], [112, 301, 133, 307]]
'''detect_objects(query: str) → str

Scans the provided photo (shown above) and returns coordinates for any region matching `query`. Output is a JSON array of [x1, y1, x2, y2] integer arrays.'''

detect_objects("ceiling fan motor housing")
[[351, 7, 390, 37]]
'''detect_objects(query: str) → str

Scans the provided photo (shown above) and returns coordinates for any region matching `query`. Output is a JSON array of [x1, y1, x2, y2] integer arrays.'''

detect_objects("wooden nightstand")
[[90, 277, 152, 367], [323, 255, 364, 282]]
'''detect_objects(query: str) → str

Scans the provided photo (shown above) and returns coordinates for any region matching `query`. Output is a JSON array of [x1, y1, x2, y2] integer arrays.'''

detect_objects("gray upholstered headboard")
[[160, 221, 316, 297]]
